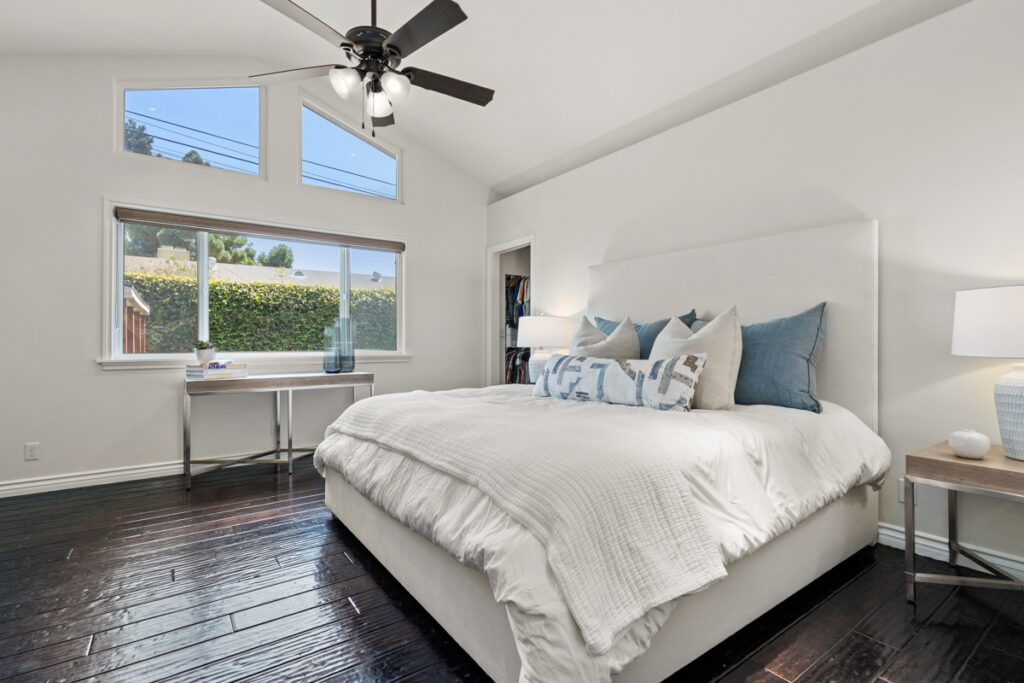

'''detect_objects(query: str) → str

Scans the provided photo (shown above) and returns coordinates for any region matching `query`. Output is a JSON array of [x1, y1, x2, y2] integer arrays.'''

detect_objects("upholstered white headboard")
[[587, 220, 879, 430]]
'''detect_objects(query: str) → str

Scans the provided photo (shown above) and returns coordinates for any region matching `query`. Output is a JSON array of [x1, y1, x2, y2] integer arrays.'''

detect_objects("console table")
[[904, 441, 1024, 602], [183, 371, 375, 489]]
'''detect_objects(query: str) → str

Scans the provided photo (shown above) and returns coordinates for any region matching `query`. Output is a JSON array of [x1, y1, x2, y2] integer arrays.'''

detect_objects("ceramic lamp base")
[[528, 348, 552, 384], [996, 364, 1024, 461]]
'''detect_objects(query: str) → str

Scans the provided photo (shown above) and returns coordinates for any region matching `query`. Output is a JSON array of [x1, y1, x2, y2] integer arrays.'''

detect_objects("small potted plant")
[[194, 340, 217, 366]]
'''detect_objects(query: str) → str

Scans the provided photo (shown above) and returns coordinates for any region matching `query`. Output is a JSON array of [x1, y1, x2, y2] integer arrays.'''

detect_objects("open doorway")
[[485, 237, 533, 385]]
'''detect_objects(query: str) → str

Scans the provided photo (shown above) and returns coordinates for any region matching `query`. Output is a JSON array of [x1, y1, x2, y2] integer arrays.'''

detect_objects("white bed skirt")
[[324, 468, 879, 682]]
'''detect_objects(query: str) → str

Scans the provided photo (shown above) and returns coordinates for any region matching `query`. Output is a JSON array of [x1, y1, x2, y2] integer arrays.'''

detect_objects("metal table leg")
[[905, 477, 916, 603], [274, 391, 281, 461], [948, 489, 958, 567], [184, 391, 192, 490], [287, 389, 294, 475]]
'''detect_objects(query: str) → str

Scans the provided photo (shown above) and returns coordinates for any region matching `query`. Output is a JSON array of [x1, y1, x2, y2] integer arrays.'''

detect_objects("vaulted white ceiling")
[[0, 0, 966, 198]]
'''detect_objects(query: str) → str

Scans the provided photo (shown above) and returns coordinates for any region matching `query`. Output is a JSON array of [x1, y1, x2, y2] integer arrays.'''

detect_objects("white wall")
[[488, 0, 1024, 555], [0, 54, 488, 492]]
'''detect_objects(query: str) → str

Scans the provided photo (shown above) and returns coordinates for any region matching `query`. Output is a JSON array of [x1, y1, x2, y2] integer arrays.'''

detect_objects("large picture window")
[[123, 87, 261, 175], [114, 208, 402, 357]]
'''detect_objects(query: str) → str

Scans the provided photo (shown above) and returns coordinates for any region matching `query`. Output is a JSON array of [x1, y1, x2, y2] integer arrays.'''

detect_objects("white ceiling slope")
[[0, 0, 970, 200]]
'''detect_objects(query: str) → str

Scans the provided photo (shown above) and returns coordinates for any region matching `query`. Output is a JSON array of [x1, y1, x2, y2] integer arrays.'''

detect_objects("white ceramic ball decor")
[[948, 429, 991, 459], [995, 364, 1024, 461]]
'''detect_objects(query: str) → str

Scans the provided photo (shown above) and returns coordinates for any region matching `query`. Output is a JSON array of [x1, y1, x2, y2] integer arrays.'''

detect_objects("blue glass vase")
[[323, 317, 355, 373]]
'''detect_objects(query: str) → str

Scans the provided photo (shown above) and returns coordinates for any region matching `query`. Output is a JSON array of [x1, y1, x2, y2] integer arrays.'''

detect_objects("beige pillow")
[[570, 316, 641, 359], [650, 306, 742, 410]]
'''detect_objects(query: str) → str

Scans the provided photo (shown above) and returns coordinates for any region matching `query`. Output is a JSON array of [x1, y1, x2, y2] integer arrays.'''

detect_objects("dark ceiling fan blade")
[[259, 0, 353, 47], [402, 67, 494, 106], [249, 64, 343, 83], [384, 0, 467, 58], [372, 114, 396, 127]]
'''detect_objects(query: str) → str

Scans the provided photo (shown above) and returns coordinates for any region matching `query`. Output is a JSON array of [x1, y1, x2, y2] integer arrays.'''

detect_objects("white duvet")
[[314, 385, 890, 682]]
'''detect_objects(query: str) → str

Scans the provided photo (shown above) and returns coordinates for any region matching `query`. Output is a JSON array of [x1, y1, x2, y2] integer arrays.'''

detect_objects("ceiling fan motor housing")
[[344, 26, 402, 75]]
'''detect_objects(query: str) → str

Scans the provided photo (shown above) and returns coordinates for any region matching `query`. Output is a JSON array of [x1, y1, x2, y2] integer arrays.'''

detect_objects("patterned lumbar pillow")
[[533, 353, 707, 411], [569, 317, 641, 359]]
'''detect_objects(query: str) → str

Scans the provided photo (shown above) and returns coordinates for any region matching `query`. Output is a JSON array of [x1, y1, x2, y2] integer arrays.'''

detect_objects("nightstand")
[[904, 441, 1024, 602]]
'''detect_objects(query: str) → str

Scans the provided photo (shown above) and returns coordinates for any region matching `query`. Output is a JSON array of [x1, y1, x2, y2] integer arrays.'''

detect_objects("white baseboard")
[[877, 522, 1024, 581], [0, 460, 185, 498]]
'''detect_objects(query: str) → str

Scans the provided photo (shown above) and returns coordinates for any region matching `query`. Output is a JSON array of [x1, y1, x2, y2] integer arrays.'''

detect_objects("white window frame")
[[99, 200, 409, 371], [116, 79, 268, 181], [298, 92, 404, 204]]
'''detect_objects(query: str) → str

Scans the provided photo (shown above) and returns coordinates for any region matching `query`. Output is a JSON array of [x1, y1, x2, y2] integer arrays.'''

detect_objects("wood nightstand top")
[[907, 442, 1024, 497]]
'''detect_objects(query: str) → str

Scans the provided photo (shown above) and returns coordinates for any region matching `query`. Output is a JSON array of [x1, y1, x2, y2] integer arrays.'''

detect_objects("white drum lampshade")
[[952, 286, 1024, 460], [518, 316, 572, 383]]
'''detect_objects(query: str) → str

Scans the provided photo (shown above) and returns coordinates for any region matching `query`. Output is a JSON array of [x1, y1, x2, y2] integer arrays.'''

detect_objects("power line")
[[302, 172, 394, 199], [126, 109, 259, 149], [303, 172, 394, 199], [149, 145, 253, 175], [302, 156, 396, 187], [144, 133, 260, 167], [135, 120, 260, 162], [126, 111, 396, 186]]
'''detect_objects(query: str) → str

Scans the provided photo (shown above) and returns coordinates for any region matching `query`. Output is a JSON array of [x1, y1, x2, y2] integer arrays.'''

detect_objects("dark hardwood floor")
[[0, 460, 1021, 682]]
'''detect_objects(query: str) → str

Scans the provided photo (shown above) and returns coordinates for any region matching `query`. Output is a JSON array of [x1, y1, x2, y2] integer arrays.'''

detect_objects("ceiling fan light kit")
[[254, 0, 494, 135]]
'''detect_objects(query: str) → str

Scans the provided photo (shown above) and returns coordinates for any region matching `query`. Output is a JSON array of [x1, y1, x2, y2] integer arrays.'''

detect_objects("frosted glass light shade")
[[365, 89, 393, 117], [518, 316, 572, 348], [328, 68, 361, 100], [952, 286, 1024, 358], [380, 71, 411, 104]]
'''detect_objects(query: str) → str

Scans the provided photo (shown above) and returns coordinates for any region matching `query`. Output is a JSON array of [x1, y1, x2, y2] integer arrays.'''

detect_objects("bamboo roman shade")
[[114, 207, 405, 252]]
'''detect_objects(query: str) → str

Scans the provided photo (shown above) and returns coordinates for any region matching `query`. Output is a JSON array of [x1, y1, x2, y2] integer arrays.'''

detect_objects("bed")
[[315, 219, 889, 682]]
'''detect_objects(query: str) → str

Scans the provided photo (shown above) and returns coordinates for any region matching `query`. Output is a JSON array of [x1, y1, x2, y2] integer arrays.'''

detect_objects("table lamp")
[[518, 315, 572, 383], [951, 285, 1024, 460]]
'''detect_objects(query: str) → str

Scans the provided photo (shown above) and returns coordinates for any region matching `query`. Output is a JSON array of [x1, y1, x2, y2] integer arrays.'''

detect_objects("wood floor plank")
[[854, 581, 955, 649], [713, 660, 787, 683], [0, 634, 92, 678], [87, 587, 396, 682], [956, 641, 1024, 683], [173, 608, 431, 683], [750, 555, 900, 680], [878, 587, 1006, 683], [795, 631, 896, 683], [0, 550, 363, 655]]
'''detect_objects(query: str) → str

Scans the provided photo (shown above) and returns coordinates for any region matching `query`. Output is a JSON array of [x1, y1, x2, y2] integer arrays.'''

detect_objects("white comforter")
[[314, 385, 890, 682]]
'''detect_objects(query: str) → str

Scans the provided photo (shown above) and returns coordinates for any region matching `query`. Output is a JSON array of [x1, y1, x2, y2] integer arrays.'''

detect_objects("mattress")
[[314, 385, 891, 681]]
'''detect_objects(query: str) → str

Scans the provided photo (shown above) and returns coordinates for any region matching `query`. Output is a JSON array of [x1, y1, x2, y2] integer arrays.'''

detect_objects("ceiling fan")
[[252, 0, 494, 133]]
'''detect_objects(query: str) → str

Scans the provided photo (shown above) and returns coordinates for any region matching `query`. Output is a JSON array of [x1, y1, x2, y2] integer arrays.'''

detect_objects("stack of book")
[[186, 361, 248, 380]]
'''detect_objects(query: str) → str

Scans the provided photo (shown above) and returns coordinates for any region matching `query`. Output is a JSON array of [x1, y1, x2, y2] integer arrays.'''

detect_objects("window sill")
[[98, 352, 411, 372]]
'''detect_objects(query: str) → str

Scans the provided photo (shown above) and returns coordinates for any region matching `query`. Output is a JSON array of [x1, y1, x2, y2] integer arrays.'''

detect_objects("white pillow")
[[649, 305, 742, 410], [533, 353, 707, 411], [570, 317, 641, 359]]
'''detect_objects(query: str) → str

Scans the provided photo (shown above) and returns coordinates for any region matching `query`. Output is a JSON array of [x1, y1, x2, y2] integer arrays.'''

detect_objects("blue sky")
[[124, 87, 397, 276]]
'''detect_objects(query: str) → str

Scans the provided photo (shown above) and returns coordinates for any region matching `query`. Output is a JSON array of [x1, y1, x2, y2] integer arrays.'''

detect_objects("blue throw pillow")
[[595, 310, 697, 359], [734, 303, 826, 413]]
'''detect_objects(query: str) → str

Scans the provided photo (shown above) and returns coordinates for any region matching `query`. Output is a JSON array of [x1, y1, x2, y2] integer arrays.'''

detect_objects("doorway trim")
[[485, 235, 534, 385]]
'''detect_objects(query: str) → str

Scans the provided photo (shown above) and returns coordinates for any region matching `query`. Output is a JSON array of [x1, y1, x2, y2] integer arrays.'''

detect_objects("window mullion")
[[197, 231, 210, 342], [339, 247, 351, 320], [115, 221, 125, 355]]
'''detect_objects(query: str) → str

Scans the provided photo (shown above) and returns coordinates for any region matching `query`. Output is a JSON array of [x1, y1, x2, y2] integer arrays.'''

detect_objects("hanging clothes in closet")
[[505, 347, 531, 384], [505, 275, 531, 383]]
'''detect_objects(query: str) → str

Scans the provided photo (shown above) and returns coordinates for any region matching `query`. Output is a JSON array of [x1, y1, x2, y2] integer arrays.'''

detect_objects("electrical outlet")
[[24, 442, 39, 461], [897, 478, 917, 505]]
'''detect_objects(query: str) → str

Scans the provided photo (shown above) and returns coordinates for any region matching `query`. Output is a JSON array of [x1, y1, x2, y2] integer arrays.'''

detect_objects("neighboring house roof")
[[123, 255, 395, 290]]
